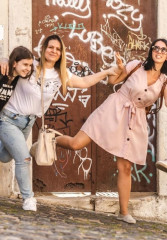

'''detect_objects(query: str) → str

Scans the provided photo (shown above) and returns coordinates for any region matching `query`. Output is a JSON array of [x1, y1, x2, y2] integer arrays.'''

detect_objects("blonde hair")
[[36, 34, 68, 95]]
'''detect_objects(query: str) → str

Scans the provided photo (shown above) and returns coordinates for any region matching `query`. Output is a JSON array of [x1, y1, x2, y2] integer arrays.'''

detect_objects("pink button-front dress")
[[81, 60, 167, 165]]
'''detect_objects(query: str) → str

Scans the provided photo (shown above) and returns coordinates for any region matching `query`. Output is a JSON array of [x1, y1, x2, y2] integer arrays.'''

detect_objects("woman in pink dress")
[[57, 38, 167, 224]]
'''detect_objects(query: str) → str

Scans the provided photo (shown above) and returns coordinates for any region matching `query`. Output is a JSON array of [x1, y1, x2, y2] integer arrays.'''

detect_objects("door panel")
[[32, 0, 157, 192]]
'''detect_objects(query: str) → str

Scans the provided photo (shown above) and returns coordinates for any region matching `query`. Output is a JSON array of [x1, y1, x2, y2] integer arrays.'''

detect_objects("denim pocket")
[[0, 111, 25, 129], [0, 110, 36, 130], [2, 110, 19, 120], [0, 113, 8, 122]]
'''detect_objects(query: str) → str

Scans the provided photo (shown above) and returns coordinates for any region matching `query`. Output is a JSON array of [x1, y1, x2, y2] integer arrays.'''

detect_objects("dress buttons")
[[127, 138, 130, 141], [138, 97, 141, 100]]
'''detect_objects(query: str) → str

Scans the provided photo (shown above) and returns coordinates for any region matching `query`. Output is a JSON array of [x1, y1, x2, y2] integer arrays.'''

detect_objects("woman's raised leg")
[[56, 130, 91, 150]]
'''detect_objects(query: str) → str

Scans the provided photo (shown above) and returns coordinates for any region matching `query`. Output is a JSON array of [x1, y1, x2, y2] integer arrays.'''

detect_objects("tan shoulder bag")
[[30, 76, 63, 166]]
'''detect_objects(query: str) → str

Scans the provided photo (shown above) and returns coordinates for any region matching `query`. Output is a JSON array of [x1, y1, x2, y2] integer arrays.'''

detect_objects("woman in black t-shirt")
[[0, 46, 33, 110]]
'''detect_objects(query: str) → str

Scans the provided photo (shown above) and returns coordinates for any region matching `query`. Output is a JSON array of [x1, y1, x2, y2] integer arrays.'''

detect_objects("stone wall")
[[0, 0, 32, 197]]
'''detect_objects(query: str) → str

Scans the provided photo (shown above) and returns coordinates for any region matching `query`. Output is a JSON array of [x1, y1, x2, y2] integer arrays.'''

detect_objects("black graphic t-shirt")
[[0, 74, 19, 111]]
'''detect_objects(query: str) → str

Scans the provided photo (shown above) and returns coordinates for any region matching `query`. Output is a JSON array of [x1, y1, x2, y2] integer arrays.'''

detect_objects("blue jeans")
[[0, 109, 36, 199]]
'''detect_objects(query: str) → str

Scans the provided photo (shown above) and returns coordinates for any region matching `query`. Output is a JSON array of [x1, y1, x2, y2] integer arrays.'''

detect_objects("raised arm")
[[67, 67, 117, 88], [67, 53, 125, 89]]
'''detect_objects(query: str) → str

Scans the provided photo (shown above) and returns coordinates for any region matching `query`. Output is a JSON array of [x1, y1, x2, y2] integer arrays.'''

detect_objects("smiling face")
[[152, 40, 167, 64], [44, 39, 62, 67], [13, 58, 33, 78]]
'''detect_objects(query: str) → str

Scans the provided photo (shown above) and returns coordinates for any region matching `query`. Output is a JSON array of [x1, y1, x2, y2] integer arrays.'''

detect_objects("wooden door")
[[32, 0, 157, 193]]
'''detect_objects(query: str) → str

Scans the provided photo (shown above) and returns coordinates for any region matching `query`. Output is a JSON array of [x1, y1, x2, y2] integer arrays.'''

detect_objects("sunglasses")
[[152, 45, 167, 54]]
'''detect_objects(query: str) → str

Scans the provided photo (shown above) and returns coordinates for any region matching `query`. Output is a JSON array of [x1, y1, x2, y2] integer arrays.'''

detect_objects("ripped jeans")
[[0, 109, 36, 199]]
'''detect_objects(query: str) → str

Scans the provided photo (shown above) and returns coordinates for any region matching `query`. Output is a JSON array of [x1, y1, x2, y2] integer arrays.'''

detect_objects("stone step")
[[35, 192, 167, 222]]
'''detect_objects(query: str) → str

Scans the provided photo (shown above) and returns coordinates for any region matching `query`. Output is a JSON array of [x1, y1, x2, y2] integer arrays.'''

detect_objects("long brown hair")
[[145, 80, 167, 115], [36, 34, 68, 95], [8, 46, 34, 79]]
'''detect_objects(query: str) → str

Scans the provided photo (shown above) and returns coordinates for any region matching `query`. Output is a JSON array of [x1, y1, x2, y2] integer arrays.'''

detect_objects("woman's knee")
[[15, 157, 31, 166], [117, 159, 132, 175], [0, 157, 12, 163], [0, 152, 13, 163], [25, 157, 31, 162], [70, 131, 91, 150]]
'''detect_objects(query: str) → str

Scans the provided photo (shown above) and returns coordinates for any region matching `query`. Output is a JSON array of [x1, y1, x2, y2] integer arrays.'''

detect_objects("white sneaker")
[[22, 197, 37, 211], [117, 213, 136, 224], [156, 160, 167, 173]]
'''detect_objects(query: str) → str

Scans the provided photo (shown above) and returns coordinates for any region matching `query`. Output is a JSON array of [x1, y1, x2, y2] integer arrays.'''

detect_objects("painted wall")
[[0, 0, 32, 197], [0, 0, 8, 58], [0, 0, 13, 197]]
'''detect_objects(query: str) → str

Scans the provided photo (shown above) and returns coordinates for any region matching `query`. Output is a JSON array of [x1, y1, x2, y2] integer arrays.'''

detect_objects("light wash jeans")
[[0, 108, 36, 199]]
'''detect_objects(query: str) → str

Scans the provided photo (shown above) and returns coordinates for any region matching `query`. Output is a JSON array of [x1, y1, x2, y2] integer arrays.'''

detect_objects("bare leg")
[[56, 130, 92, 150], [116, 157, 132, 215]]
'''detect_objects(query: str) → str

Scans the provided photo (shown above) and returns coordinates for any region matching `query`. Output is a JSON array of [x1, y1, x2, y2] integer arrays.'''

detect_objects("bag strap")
[[40, 76, 63, 136], [159, 80, 167, 108], [47, 128, 63, 136], [149, 79, 167, 114], [123, 62, 142, 83], [40, 76, 45, 131]]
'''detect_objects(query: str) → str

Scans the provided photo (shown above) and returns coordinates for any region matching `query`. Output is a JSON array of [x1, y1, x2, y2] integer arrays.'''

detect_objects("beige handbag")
[[30, 76, 63, 166]]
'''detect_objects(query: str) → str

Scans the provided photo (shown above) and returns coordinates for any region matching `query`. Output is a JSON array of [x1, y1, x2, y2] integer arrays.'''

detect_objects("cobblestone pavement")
[[0, 197, 167, 240]]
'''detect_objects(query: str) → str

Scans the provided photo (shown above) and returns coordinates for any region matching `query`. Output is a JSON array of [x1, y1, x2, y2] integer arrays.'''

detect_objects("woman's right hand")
[[0, 58, 9, 75], [115, 52, 124, 71], [107, 52, 127, 85]]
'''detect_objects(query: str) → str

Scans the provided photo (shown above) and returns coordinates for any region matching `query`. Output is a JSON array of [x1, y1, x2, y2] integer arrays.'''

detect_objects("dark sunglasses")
[[152, 45, 167, 54]]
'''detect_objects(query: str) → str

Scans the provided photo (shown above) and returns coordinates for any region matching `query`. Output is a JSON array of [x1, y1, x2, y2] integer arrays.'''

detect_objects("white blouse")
[[4, 67, 72, 117]]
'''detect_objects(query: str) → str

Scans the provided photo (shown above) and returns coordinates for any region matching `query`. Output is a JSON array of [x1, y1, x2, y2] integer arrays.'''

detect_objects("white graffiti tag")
[[73, 147, 92, 180], [103, 0, 143, 32], [69, 20, 115, 67], [33, 34, 45, 57], [45, 0, 91, 18]]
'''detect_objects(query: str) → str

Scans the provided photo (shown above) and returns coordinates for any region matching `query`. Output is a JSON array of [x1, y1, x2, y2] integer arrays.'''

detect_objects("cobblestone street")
[[0, 197, 167, 240]]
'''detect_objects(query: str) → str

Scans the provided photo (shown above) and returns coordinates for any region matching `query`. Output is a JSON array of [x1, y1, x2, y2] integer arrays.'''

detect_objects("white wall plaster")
[[0, 0, 32, 197]]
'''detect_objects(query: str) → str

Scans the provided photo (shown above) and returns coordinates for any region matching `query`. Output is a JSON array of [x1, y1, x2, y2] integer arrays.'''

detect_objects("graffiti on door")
[[32, 0, 157, 192]]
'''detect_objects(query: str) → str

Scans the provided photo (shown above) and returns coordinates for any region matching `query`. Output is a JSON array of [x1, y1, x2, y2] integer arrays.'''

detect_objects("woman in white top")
[[0, 34, 123, 212]]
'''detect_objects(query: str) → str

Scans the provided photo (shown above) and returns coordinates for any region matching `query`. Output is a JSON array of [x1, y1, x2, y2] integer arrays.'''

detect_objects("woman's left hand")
[[0, 58, 9, 75], [107, 52, 127, 84], [115, 52, 124, 71], [107, 52, 124, 76]]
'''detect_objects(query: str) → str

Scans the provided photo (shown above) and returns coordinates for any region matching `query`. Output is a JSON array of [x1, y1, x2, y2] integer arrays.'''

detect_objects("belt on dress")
[[118, 90, 137, 129], [124, 101, 136, 129]]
